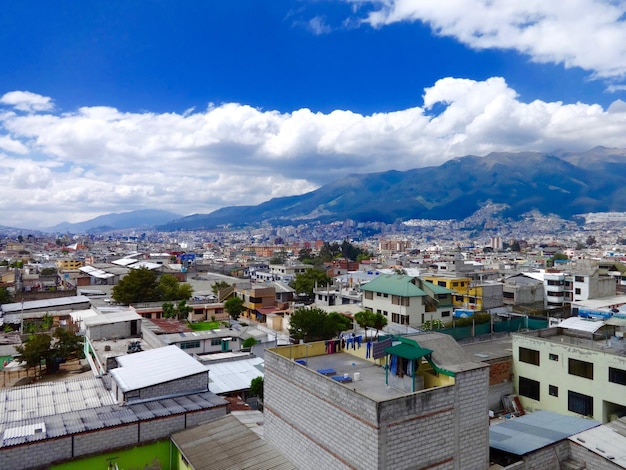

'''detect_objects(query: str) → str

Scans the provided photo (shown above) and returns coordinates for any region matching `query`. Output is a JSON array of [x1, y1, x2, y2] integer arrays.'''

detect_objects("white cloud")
[[2, 78, 626, 228], [0, 91, 54, 113], [349, 0, 626, 79]]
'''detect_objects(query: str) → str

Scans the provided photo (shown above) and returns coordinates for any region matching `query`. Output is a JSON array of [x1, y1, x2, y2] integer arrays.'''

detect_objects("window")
[[575, 276, 584, 283], [442, 311, 450, 317], [376, 292, 381, 297], [503, 292, 514, 299], [609, 367, 626, 385], [438, 281, 446, 287], [568, 390, 593, 416], [549, 385, 558, 397], [437, 294, 448, 299], [376, 309, 381, 314], [575, 288, 581, 295], [549, 353, 559, 361], [453, 282, 459, 287], [211, 339, 222, 346], [455, 295, 464, 302], [518, 377, 540, 400], [364, 291, 373, 300], [469, 297, 476, 303], [569, 358, 593, 379], [383, 293, 388, 298], [180, 340, 200, 350], [519, 347, 540, 366]]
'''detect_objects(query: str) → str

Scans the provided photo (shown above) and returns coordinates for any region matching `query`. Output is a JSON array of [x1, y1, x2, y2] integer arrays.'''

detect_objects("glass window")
[[568, 390, 593, 416], [549, 353, 558, 361], [519, 347, 540, 366], [519, 376, 540, 400], [609, 367, 626, 385], [549, 385, 558, 397], [569, 358, 593, 379]]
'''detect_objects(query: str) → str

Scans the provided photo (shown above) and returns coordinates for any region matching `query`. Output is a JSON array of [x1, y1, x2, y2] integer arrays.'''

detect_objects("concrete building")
[[0, 345, 228, 470], [264, 332, 490, 469], [361, 274, 455, 328], [501, 273, 544, 307], [513, 317, 626, 423]]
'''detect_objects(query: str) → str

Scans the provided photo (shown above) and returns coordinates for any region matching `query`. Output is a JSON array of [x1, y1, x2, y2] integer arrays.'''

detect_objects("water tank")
[[354, 372, 361, 381]]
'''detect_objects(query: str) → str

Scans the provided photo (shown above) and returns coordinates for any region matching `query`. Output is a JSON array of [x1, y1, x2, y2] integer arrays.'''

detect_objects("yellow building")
[[421, 275, 503, 311], [56, 259, 84, 270]]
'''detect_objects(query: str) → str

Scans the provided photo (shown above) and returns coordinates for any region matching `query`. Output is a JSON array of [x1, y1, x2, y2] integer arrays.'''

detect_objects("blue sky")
[[2, 1, 626, 229]]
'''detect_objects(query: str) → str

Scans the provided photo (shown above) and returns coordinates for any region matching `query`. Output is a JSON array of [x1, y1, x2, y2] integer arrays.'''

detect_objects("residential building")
[[422, 274, 503, 311], [264, 332, 490, 469], [512, 317, 626, 423], [0, 345, 228, 470], [361, 274, 454, 327], [501, 273, 544, 307]]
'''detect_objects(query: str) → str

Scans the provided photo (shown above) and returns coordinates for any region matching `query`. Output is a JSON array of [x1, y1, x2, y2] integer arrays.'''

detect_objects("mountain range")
[[44, 209, 181, 233], [158, 147, 626, 231]]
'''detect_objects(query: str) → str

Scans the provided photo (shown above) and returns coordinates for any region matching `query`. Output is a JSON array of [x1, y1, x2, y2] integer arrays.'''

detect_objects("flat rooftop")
[[294, 352, 407, 401], [461, 336, 513, 362], [513, 327, 626, 357]]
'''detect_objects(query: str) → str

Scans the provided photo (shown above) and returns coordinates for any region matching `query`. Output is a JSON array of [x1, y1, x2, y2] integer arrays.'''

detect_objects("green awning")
[[384, 343, 433, 360]]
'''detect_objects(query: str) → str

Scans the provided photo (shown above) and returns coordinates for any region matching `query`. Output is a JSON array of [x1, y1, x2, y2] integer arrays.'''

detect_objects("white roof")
[[129, 261, 161, 270], [112, 258, 138, 267], [69, 309, 99, 322], [558, 316, 606, 333], [83, 310, 141, 327], [207, 357, 264, 395], [572, 295, 626, 310], [569, 421, 626, 467], [79, 265, 115, 279], [111, 346, 207, 392]]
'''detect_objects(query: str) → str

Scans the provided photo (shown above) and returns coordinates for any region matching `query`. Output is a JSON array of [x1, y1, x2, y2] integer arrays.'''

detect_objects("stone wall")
[[568, 441, 622, 470]]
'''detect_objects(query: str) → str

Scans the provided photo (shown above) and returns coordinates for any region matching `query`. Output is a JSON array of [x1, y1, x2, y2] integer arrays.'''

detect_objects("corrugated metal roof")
[[490, 410, 600, 456], [361, 274, 426, 297], [171, 414, 296, 470], [111, 345, 208, 392], [1, 295, 91, 313], [207, 357, 264, 395], [558, 316, 606, 333], [83, 310, 142, 326], [569, 418, 626, 467], [0, 376, 227, 449]]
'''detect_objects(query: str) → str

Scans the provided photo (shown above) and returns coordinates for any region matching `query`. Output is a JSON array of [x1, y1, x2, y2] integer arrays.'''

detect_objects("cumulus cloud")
[[2, 78, 626, 228], [348, 0, 626, 80], [0, 91, 54, 113]]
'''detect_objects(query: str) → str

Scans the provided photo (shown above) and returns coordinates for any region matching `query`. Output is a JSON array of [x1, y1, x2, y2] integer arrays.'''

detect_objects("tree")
[[176, 300, 192, 320], [224, 297, 244, 320], [0, 287, 12, 305], [157, 273, 193, 301], [250, 376, 264, 400], [586, 235, 597, 247], [40, 267, 58, 276], [112, 268, 159, 305], [290, 269, 330, 300], [547, 252, 569, 267], [15, 328, 83, 374], [354, 310, 388, 338], [112, 268, 193, 305], [162, 302, 176, 318], [41, 313, 54, 331], [288, 307, 350, 342], [242, 337, 257, 348], [211, 280, 230, 295]]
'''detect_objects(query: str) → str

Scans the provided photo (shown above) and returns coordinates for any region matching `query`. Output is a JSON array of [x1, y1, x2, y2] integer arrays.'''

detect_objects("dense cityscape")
[[0, 209, 626, 468]]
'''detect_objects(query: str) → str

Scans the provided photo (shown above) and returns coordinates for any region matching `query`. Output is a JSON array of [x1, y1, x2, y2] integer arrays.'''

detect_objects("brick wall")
[[488, 358, 512, 385], [139, 415, 185, 442], [264, 351, 490, 470], [568, 441, 622, 470], [0, 437, 73, 470], [0, 406, 228, 470], [134, 372, 208, 402], [455, 367, 490, 470]]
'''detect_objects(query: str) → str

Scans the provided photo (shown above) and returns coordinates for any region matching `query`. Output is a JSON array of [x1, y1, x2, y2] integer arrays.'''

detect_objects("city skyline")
[[2, 1, 626, 228]]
